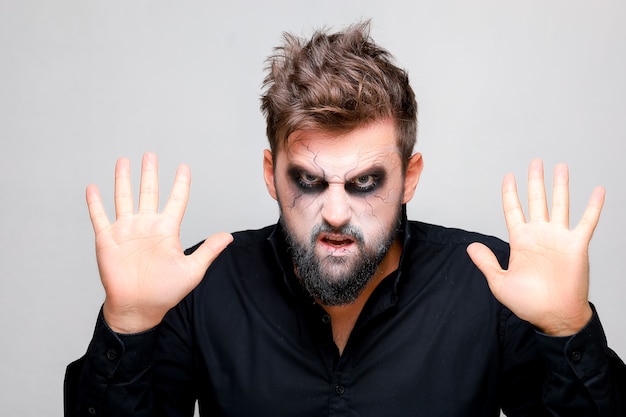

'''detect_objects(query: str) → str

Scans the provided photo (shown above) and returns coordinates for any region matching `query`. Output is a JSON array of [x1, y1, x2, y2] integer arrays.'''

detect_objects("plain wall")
[[1, 1, 625, 415]]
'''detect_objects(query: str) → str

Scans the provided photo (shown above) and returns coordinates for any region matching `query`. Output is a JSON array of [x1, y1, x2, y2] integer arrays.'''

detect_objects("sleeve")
[[499, 305, 626, 417], [536, 305, 626, 416], [64, 310, 161, 417]]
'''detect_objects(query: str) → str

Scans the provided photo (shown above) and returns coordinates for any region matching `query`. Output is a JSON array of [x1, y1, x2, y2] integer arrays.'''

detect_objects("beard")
[[280, 206, 403, 307]]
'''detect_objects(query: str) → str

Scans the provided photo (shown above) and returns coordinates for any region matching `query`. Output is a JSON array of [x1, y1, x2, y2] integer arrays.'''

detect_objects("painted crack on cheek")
[[372, 190, 393, 204], [287, 190, 321, 211], [351, 197, 382, 232], [365, 184, 399, 207], [288, 192, 304, 209]]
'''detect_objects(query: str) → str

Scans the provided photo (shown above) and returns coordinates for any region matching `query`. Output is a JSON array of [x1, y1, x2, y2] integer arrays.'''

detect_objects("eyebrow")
[[286, 162, 322, 178]]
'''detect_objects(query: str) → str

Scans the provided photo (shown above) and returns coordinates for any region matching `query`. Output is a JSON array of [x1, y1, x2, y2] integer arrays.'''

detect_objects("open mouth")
[[319, 233, 356, 251]]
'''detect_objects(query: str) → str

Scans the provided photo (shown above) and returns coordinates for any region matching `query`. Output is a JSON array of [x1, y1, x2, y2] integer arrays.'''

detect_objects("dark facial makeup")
[[288, 164, 387, 195]]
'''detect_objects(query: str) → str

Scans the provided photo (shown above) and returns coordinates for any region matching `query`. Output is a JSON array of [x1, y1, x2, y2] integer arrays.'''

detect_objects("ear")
[[402, 153, 424, 204], [263, 149, 277, 200]]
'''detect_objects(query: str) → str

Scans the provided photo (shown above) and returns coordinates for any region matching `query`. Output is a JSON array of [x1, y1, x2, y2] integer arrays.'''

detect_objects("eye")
[[347, 174, 379, 193], [294, 171, 326, 191]]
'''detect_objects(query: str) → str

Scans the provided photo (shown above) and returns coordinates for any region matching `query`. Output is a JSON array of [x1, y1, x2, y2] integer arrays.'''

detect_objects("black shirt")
[[65, 219, 626, 416]]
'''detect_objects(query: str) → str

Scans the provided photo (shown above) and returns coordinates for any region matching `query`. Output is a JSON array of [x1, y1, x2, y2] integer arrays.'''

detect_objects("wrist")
[[102, 301, 164, 334], [535, 304, 593, 337]]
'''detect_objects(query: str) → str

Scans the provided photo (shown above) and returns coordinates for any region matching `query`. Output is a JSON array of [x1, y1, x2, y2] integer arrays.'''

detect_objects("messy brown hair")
[[260, 21, 418, 170]]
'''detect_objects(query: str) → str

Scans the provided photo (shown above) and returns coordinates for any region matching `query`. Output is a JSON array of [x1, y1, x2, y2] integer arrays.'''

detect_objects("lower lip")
[[318, 239, 355, 255]]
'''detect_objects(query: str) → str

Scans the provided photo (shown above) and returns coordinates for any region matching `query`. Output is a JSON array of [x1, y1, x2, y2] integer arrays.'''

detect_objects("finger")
[[501, 173, 526, 232], [575, 186, 606, 241], [466, 242, 505, 295], [86, 184, 110, 234], [188, 232, 234, 276], [138, 152, 159, 214], [114, 157, 134, 219], [163, 164, 192, 222], [527, 159, 549, 222], [551, 163, 570, 227]]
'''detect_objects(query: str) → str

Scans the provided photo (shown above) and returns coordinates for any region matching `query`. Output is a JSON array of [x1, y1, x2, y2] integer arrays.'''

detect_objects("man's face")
[[264, 119, 422, 306]]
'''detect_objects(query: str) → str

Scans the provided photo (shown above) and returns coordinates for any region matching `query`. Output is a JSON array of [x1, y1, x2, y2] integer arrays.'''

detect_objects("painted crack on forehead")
[[284, 140, 325, 209]]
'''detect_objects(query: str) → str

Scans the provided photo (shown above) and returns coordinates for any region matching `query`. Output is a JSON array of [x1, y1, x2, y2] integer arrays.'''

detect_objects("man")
[[65, 22, 625, 416]]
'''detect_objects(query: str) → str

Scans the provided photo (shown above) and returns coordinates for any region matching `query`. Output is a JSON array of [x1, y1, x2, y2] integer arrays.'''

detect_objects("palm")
[[87, 153, 232, 333], [467, 160, 605, 336], [96, 214, 193, 316]]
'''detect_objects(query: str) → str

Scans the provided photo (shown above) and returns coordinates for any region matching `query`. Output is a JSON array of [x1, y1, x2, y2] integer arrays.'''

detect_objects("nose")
[[321, 184, 351, 227]]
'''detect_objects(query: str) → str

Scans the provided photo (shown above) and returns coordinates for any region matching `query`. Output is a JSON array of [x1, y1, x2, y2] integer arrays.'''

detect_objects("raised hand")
[[467, 159, 605, 336], [86, 152, 233, 334]]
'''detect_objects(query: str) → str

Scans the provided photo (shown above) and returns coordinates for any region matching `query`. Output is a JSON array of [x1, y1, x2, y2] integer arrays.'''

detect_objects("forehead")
[[279, 120, 402, 174]]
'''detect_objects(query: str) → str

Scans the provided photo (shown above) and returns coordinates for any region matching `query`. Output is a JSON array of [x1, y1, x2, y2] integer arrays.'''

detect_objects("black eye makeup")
[[289, 168, 327, 192], [287, 165, 386, 195], [346, 169, 385, 194]]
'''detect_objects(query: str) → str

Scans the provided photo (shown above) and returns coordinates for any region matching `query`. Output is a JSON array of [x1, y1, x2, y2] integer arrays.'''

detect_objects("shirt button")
[[106, 349, 118, 361], [335, 384, 345, 396], [321, 314, 331, 325], [571, 351, 582, 363], [88, 406, 97, 415]]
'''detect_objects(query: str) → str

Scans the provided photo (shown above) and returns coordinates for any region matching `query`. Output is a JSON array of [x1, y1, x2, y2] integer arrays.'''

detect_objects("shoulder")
[[403, 220, 509, 271], [184, 224, 281, 287], [396, 221, 508, 327], [182, 223, 285, 303], [185, 224, 276, 255], [230, 224, 276, 248], [407, 220, 509, 255]]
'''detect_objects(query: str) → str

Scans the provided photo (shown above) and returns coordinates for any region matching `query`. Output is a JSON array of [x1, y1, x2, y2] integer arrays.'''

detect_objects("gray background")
[[1, 1, 625, 416]]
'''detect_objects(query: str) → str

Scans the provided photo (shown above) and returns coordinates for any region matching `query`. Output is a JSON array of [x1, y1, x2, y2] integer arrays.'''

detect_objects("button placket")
[[106, 348, 118, 361]]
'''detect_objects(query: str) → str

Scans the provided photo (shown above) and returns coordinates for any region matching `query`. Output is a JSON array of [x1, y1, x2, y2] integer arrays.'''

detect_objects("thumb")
[[466, 242, 505, 293], [189, 232, 234, 274]]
